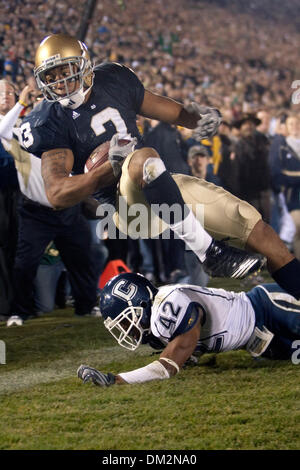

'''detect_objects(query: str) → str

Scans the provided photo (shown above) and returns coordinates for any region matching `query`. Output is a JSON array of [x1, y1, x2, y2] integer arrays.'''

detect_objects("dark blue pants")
[[247, 283, 300, 360], [12, 198, 98, 318], [0, 187, 18, 316]]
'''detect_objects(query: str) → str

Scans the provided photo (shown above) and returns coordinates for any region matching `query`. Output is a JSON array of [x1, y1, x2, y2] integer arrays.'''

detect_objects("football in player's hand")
[[84, 139, 131, 173]]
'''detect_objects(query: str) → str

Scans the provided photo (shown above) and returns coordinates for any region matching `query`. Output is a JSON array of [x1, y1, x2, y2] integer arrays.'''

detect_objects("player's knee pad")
[[237, 200, 259, 222], [143, 158, 166, 184], [235, 200, 262, 245]]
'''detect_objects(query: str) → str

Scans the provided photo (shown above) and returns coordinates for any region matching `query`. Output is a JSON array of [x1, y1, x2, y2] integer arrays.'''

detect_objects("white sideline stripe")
[[0, 345, 153, 395]]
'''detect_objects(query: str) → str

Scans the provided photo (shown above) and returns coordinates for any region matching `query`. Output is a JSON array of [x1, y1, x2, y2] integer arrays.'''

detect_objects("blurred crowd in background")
[[1, 0, 300, 322], [1, 0, 300, 114]]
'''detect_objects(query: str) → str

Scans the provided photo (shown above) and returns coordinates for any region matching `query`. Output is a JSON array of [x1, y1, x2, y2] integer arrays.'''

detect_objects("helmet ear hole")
[[140, 301, 148, 308]]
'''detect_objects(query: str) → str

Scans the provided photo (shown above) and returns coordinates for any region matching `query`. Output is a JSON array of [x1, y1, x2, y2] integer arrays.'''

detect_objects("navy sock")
[[142, 171, 188, 224], [272, 258, 300, 299]]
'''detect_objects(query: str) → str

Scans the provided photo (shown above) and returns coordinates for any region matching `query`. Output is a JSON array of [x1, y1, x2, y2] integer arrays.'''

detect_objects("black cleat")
[[202, 239, 266, 279]]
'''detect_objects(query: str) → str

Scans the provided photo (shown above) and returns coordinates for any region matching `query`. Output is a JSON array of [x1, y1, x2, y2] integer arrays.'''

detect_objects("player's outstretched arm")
[[140, 89, 222, 140], [159, 316, 201, 371], [77, 318, 201, 387], [41, 148, 117, 209]]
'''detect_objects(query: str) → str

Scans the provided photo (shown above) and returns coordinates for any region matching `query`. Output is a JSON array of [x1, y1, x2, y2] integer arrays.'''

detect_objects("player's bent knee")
[[127, 147, 162, 184], [142, 157, 166, 184], [238, 201, 262, 246]]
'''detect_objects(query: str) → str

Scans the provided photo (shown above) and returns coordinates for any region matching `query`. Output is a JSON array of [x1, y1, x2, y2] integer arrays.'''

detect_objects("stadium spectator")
[[33, 241, 66, 314], [2, 46, 19, 83], [0, 79, 20, 320], [187, 144, 221, 185], [0, 0, 298, 114], [268, 111, 289, 233], [214, 121, 241, 195], [270, 113, 300, 259], [232, 114, 272, 223], [256, 109, 272, 139]]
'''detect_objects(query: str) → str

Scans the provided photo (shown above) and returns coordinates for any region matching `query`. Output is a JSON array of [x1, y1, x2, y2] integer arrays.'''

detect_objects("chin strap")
[[60, 84, 92, 109]]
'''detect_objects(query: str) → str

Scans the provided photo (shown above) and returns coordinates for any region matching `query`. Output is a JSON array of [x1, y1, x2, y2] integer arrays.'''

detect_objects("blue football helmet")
[[100, 273, 158, 351]]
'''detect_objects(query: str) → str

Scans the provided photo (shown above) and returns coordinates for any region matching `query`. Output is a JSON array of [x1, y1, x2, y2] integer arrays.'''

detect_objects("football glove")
[[186, 102, 222, 140], [77, 364, 116, 387], [108, 133, 137, 177]]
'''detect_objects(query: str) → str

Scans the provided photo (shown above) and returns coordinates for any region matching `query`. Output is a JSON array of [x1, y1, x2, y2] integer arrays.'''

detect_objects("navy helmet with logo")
[[99, 272, 158, 351]]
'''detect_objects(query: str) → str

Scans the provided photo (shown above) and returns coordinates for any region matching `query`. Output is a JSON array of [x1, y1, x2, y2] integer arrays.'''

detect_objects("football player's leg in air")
[[119, 145, 298, 297]]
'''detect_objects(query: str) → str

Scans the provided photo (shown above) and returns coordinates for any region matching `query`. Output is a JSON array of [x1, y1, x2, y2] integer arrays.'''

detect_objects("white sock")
[[170, 210, 212, 262]]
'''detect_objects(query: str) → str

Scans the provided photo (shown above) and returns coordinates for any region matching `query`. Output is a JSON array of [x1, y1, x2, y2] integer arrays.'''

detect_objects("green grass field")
[[0, 276, 299, 450]]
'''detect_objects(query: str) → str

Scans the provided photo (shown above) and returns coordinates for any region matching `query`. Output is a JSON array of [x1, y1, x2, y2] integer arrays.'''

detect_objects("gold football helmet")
[[34, 34, 94, 109]]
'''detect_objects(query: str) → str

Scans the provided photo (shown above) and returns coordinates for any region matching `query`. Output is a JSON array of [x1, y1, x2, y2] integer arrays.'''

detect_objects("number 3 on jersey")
[[20, 122, 34, 148]]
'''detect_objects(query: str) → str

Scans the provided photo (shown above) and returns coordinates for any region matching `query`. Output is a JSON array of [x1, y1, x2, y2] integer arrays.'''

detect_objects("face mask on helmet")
[[35, 57, 93, 109], [100, 273, 158, 351], [104, 305, 149, 351], [34, 35, 94, 109]]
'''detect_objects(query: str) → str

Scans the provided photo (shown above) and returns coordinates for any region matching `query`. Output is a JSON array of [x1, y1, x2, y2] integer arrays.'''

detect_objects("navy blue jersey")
[[20, 63, 145, 176]]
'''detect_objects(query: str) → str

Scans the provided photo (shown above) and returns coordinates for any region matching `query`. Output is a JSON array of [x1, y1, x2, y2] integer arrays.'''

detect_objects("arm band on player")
[[18, 100, 28, 108], [118, 360, 171, 384], [0, 101, 23, 140]]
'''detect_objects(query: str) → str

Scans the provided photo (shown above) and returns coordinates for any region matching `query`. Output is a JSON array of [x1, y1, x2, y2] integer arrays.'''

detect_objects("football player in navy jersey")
[[77, 272, 300, 387], [20, 34, 300, 296]]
